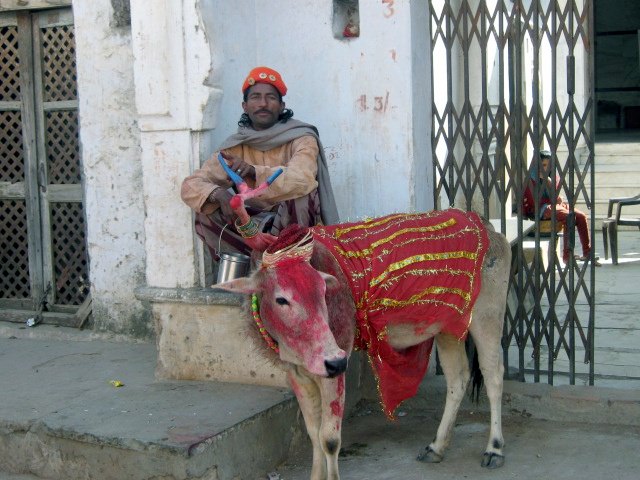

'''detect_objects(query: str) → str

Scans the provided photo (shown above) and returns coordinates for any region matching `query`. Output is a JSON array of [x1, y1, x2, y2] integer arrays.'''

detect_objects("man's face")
[[540, 158, 550, 174], [242, 83, 285, 130]]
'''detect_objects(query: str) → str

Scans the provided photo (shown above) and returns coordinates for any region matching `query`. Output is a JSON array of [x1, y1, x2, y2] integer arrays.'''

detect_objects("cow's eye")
[[275, 297, 289, 306]]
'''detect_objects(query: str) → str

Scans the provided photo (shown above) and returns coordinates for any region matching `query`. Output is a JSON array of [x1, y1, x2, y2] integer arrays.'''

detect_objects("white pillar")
[[130, 0, 222, 287], [74, 0, 149, 334]]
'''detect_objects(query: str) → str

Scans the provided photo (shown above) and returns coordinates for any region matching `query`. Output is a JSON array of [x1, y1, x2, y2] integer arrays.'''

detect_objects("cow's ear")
[[212, 276, 259, 294], [319, 271, 339, 290]]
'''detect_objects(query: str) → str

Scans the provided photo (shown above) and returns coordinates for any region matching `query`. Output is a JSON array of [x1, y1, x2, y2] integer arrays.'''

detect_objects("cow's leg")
[[417, 333, 468, 463], [469, 306, 505, 468], [287, 367, 326, 480], [318, 374, 345, 480], [467, 230, 509, 469]]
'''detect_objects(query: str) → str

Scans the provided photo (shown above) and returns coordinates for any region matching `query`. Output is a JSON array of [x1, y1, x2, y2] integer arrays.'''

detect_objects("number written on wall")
[[382, 0, 395, 18], [357, 92, 390, 113]]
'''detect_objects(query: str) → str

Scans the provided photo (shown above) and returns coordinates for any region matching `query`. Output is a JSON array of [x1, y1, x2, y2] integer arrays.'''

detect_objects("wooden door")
[[0, 7, 89, 327]]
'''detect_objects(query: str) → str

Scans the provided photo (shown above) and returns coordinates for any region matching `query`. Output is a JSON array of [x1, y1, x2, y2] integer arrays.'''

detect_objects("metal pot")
[[216, 251, 251, 283]]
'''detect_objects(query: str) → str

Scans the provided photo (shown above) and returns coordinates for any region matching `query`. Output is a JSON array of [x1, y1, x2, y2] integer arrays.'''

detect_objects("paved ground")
[[0, 335, 297, 480], [589, 230, 640, 384], [503, 229, 640, 389], [277, 401, 640, 480]]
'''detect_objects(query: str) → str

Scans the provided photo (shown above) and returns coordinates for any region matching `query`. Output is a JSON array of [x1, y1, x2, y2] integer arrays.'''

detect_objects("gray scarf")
[[218, 119, 340, 225]]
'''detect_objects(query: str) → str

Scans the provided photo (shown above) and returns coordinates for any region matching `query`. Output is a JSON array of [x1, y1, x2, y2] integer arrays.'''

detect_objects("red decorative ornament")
[[343, 22, 360, 38]]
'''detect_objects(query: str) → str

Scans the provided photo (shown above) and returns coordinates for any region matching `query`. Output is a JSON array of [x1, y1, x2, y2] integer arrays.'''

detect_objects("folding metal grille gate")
[[430, 0, 596, 384], [0, 7, 89, 326]]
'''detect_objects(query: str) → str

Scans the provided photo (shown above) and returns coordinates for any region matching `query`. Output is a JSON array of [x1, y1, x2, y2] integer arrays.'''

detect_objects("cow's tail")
[[470, 346, 484, 403]]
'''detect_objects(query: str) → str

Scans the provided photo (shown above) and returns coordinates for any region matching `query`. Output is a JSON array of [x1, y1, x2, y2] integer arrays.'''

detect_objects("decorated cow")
[[214, 158, 510, 480]]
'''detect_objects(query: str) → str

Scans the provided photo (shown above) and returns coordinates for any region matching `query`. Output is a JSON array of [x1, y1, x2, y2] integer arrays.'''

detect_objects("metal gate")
[[0, 7, 89, 327], [430, 0, 596, 384]]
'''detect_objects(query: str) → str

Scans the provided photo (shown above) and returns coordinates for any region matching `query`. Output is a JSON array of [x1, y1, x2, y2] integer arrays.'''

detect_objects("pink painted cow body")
[[213, 163, 510, 480]]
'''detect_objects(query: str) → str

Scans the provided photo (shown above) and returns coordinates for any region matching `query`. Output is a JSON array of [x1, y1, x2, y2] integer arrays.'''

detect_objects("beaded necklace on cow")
[[251, 293, 279, 353]]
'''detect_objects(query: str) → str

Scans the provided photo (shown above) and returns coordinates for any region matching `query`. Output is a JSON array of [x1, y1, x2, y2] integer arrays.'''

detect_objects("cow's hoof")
[[417, 446, 443, 463], [481, 452, 505, 469]]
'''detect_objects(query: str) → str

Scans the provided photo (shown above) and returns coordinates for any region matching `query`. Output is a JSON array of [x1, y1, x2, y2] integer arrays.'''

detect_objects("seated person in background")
[[181, 66, 339, 264], [523, 150, 599, 265]]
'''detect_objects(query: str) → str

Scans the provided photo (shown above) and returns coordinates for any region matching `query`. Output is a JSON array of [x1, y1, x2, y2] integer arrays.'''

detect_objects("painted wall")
[[203, 0, 433, 222], [74, 0, 151, 337]]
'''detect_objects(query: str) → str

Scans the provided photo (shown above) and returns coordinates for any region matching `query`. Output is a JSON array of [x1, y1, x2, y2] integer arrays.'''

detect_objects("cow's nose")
[[325, 357, 348, 378]]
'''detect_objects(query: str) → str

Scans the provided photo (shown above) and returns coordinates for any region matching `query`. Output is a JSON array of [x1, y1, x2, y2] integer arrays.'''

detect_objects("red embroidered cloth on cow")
[[312, 209, 489, 418]]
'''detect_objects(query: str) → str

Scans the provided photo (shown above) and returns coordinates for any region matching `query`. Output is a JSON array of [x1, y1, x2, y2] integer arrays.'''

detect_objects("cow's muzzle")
[[324, 357, 348, 378]]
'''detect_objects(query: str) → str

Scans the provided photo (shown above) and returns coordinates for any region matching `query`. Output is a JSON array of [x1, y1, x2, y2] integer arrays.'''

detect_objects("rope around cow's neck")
[[251, 294, 279, 353]]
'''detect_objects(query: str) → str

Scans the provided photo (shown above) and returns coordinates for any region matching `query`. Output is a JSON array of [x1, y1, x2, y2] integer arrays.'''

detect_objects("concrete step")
[[576, 200, 640, 213], [595, 142, 640, 156], [580, 185, 640, 196], [583, 187, 640, 208], [587, 144, 640, 214], [576, 200, 640, 220], [0, 330, 302, 480], [574, 170, 640, 218], [593, 164, 640, 176], [593, 154, 640, 165]]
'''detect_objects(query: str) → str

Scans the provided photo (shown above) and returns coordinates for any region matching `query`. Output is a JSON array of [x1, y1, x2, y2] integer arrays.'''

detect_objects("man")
[[181, 66, 339, 264], [523, 150, 598, 265]]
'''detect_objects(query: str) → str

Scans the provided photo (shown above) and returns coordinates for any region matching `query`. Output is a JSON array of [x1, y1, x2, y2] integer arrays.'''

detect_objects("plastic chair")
[[602, 194, 640, 265]]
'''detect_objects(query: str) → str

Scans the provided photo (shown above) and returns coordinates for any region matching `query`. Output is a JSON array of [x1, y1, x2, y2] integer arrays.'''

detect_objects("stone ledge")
[[134, 285, 370, 409], [503, 381, 640, 426], [134, 285, 289, 388], [134, 286, 243, 306], [406, 376, 640, 426]]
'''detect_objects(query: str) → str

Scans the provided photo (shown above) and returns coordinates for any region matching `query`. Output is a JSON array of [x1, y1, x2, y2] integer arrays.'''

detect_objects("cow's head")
[[213, 156, 348, 377], [216, 227, 348, 377]]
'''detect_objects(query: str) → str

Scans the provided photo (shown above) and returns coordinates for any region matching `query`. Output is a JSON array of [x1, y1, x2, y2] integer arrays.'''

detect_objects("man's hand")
[[208, 188, 235, 225], [220, 150, 256, 181], [540, 170, 554, 192]]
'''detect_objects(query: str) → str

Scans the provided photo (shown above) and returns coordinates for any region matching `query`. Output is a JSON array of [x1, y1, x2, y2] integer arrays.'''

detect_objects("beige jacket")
[[181, 135, 319, 214]]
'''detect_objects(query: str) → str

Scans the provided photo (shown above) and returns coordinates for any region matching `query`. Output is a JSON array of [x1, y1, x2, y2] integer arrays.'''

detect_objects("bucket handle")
[[216, 223, 230, 258]]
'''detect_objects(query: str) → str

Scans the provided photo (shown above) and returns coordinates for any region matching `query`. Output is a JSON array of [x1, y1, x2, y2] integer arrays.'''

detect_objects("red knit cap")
[[242, 66, 287, 97]]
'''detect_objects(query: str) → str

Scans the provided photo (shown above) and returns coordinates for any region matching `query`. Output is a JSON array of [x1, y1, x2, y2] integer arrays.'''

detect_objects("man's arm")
[[249, 135, 319, 205], [180, 147, 241, 215], [539, 170, 553, 190], [539, 168, 564, 203], [206, 188, 235, 224], [523, 179, 535, 218]]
